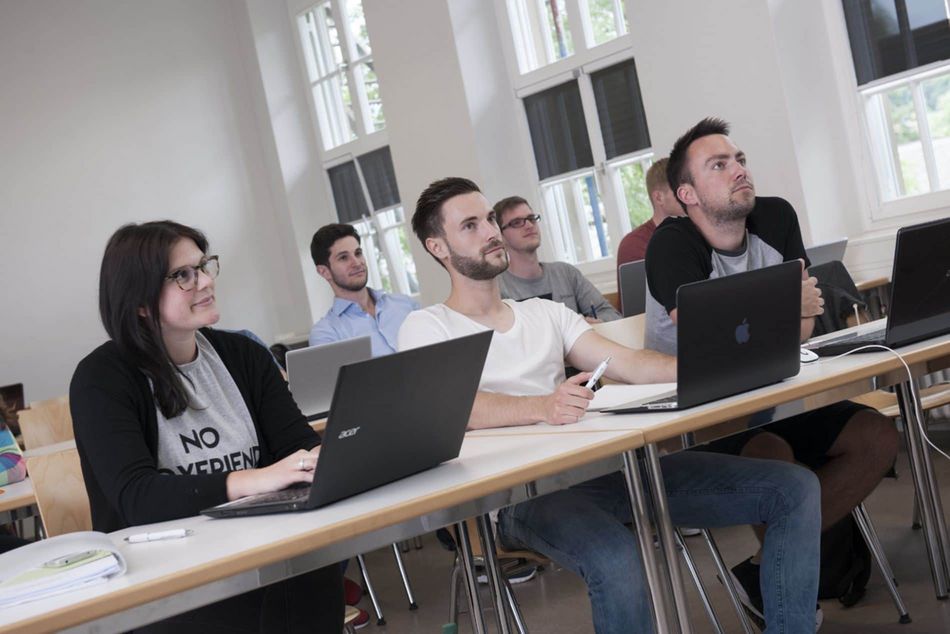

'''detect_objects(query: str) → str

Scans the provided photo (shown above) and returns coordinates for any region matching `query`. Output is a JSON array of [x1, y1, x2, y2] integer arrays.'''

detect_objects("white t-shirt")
[[398, 298, 591, 396]]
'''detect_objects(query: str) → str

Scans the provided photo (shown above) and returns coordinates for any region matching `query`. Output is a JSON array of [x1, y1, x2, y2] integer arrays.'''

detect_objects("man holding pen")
[[493, 196, 621, 323], [399, 177, 821, 634]]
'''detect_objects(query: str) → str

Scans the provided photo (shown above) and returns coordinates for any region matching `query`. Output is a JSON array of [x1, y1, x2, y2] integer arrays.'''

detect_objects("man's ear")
[[315, 264, 332, 282], [676, 183, 696, 208], [425, 236, 449, 263]]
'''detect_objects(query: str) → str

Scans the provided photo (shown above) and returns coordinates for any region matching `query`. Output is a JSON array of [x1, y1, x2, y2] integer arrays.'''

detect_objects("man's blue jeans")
[[497, 450, 820, 634]]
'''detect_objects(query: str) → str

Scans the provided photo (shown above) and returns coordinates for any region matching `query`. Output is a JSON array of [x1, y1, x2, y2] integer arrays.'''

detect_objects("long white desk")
[[0, 430, 644, 634]]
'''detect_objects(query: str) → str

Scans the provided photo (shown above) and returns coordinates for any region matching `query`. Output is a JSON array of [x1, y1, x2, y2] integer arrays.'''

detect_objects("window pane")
[[617, 160, 653, 227], [842, 0, 950, 85], [357, 146, 400, 210], [313, 75, 356, 149], [885, 86, 929, 195], [328, 161, 369, 223], [301, 4, 344, 82], [544, 0, 574, 61], [543, 173, 607, 263], [591, 58, 651, 160], [922, 72, 950, 187], [345, 0, 371, 58], [357, 62, 386, 132], [585, 0, 626, 46], [524, 81, 594, 180]]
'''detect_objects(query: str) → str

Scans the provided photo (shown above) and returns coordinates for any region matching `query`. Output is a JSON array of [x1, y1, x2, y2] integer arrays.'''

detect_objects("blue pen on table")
[[585, 356, 611, 390]]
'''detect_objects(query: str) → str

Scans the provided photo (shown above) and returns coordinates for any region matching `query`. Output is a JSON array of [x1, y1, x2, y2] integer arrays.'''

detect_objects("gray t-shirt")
[[498, 261, 621, 322], [155, 331, 260, 476]]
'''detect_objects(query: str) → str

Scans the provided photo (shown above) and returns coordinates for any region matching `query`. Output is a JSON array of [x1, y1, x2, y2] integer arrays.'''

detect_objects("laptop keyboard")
[[642, 393, 679, 408]]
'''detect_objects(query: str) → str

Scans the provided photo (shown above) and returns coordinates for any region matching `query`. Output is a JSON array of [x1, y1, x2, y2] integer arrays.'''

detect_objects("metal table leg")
[[476, 514, 512, 634], [897, 380, 950, 598], [456, 521, 488, 634], [621, 449, 672, 633], [645, 444, 694, 633]]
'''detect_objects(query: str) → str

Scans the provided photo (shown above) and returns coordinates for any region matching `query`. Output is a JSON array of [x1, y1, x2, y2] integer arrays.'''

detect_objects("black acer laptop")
[[202, 331, 492, 517], [604, 261, 801, 413], [618, 259, 647, 317], [806, 218, 950, 357]]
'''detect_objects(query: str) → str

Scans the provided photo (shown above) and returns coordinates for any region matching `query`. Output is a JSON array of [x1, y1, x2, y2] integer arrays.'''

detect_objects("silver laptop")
[[286, 337, 372, 419], [618, 259, 647, 317], [805, 238, 847, 268]]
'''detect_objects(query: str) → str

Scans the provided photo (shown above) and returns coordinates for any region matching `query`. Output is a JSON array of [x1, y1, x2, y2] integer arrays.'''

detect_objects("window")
[[296, 1, 419, 297], [519, 56, 654, 265], [506, 0, 628, 74], [843, 0, 950, 202], [298, 0, 385, 152], [327, 148, 419, 295]]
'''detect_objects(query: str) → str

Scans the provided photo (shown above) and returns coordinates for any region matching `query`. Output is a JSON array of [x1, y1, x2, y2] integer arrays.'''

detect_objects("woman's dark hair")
[[99, 221, 209, 418]]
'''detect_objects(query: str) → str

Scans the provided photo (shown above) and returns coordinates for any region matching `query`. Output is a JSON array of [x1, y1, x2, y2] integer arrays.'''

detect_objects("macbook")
[[806, 218, 950, 356], [286, 336, 372, 420], [202, 331, 493, 517], [605, 261, 802, 413], [618, 259, 647, 317]]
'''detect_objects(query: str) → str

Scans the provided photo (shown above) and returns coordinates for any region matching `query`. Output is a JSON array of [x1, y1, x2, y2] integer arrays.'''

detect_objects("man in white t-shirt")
[[399, 177, 821, 634]]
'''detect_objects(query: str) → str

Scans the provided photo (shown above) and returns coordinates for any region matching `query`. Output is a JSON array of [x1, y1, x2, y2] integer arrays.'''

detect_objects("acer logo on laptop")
[[338, 426, 361, 440]]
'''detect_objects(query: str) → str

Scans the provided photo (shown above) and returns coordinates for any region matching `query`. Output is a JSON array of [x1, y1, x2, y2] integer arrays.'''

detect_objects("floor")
[[352, 430, 950, 633]]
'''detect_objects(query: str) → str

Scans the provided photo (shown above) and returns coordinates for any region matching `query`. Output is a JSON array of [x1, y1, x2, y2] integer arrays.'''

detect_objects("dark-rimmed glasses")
[[500, 214, 541, 231], [166, 256, 220, 291]]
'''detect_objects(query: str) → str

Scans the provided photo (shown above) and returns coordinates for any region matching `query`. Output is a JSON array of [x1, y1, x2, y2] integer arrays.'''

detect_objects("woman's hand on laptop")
[[225, 449, 317, 500], [543, 373, 594, 425]]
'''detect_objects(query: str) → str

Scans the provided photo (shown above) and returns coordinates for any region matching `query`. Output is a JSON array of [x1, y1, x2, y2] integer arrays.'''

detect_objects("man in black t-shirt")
[[648, 117, 899, 626]]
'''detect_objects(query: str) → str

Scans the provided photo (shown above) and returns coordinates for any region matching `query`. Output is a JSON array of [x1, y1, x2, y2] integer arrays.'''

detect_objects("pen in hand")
[[585, 357, 611, 390], [589, 304, 598, 320]]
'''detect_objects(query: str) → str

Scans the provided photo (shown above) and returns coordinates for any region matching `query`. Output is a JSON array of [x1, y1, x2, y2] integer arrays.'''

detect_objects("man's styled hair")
[[412, 177, 481, 264], [310, 223, 361, 268], [666, 117, 731, 209], [645, 158, 670, 197], [492, 195, 530, 226]]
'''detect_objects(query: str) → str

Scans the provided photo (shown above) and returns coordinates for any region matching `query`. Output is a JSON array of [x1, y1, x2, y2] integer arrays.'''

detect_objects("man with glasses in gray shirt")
[[495, 196, 621, 323]]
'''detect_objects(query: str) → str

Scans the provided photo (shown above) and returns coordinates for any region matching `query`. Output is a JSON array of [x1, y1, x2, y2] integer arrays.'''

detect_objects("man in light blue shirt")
[[309, 223, 419, 356]]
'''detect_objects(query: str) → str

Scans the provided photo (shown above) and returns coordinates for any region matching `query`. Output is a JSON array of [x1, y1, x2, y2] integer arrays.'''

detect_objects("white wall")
[[0, 0, 311, 401], [629, 0, 812, 242]]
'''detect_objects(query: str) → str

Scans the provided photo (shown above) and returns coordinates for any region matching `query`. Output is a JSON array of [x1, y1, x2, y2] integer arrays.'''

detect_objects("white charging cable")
[[828, 344, 950, 463]]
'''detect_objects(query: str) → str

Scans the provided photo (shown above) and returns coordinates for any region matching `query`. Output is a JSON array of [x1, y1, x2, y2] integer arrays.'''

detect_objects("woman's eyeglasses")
[[165, 256, 220, 291]]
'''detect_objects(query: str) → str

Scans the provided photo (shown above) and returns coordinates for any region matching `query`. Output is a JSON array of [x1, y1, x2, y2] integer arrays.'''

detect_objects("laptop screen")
[[887, 218, 950, 347]]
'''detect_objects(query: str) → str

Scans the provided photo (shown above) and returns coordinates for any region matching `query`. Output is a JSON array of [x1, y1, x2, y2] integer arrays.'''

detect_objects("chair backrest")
[[592, 314, 646, 350], [18, 396, 74, 450], [25, 445, 92, 537], [618, 259, 647, 317]]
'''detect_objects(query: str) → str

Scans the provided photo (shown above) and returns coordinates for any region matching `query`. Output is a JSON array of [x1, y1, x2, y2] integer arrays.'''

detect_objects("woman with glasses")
[[70, 221, 343, 633]]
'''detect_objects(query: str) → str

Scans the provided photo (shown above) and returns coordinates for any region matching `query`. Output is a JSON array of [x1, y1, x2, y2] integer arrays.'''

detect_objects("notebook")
[[618, 259, 647, 317], [805, 237, 848, 268], [604, 261, 802, 413], [806, 218, 950, 356], [202, 331, 493, 517], [286, 336, 372, 420]]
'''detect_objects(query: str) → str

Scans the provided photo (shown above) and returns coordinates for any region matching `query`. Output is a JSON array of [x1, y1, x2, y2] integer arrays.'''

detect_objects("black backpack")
[[818, 515, 871, 605]]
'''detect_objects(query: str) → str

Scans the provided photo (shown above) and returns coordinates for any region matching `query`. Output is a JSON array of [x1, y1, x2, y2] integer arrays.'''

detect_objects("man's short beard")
[[449, 244, 509, 281], [331, 272, 367, 292], [700, 193, 754, 227]]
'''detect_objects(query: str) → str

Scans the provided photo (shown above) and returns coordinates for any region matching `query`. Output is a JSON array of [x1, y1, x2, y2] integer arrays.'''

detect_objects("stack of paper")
[[0, 531, 126, 607]]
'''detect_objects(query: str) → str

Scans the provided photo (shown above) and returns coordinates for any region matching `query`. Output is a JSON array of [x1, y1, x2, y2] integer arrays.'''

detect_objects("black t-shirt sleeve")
[[749, 197, 809, 268], [645, 219, 711, 314]]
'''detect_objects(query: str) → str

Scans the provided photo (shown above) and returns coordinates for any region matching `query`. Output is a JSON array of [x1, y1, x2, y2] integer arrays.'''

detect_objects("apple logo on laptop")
[[735, 318, 751, 344]]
